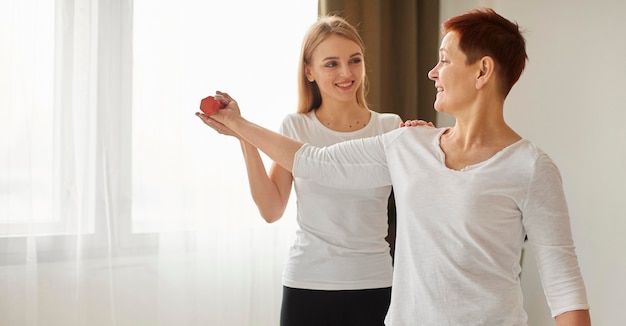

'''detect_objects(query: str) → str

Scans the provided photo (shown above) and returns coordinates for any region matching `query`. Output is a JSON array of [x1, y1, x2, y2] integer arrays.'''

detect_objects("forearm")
[[555, 309, 591, 326], [239, 141, 290, 222], [229, 116, 304, 172]]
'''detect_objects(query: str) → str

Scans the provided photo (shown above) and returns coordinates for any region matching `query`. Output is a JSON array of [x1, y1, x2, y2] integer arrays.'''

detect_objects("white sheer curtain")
[[0, 0, 317, 325]]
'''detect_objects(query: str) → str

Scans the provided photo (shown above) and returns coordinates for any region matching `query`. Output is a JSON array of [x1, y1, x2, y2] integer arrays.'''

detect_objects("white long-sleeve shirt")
[[280, 110, 402, 290], [293, 126, 589, 325]]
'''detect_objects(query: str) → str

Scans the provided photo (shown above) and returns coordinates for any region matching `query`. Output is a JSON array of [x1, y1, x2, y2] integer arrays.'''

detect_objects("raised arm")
[[239, 142, 293, 222], [196, 93, 295, 222]]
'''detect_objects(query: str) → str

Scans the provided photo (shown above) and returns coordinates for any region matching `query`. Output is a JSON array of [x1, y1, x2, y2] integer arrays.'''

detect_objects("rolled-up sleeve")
[[293, 136, 392, 189]]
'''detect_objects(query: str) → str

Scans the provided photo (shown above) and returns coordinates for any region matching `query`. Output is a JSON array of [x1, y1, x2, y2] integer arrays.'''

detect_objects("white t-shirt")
[[279, 110, 402, 290], [293, 126, 589, 325]]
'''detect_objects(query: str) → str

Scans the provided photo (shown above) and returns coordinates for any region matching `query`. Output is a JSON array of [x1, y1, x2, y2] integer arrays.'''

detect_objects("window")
[[0, 0, 97, 237], [1, 0, 317, 238], [2, 1, 316, 324]]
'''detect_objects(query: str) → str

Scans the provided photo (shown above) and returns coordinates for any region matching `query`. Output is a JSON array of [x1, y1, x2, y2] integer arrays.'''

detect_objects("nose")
[[428, 65, 438, 81], [339, 63, 352, 78]]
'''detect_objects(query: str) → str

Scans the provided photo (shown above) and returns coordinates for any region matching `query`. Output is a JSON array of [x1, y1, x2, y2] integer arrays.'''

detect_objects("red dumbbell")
[[199, 95, 224, 115]]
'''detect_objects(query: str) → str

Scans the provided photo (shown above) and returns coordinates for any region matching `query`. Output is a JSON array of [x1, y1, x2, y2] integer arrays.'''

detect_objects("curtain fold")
[[319, 0, 440, 123]]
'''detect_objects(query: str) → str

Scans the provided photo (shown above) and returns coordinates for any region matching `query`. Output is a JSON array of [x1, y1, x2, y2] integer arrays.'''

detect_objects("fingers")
[[196, 112, 212, 126], [411, 120, 434, 127], [216, 90, 229, 100], [400, 119, 436, 128], [196, 112, 238, 138], [404, 120, 421, 126], [196, 112, 221, 129], [215, 90, 234, 106]]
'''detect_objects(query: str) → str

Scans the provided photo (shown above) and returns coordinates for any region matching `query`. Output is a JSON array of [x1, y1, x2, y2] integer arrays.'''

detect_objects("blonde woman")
[[202, 15, 429, 326]]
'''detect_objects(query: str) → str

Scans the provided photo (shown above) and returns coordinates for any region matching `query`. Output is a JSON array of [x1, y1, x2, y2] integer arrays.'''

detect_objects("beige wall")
[[439, 1, 626, 324]]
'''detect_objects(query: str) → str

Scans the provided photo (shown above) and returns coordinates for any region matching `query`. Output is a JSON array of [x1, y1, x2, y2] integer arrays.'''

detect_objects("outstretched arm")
[[197, 91, 392, 190]]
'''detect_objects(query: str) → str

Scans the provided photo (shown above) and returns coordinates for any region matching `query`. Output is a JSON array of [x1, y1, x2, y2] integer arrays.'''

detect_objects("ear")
[[475, 56, 495, 90], [305, 65, 314, 82]]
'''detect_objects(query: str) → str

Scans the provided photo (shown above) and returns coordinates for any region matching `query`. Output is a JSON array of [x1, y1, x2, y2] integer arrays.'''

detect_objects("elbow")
[[260, 213, 282, 224], [254, 197, 288, 224], [259, 208, 285, 224], [554, 309, 591, 326]]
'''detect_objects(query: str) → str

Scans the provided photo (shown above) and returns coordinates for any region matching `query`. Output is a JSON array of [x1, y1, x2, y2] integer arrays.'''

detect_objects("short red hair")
[[443, 8, 528, 97]]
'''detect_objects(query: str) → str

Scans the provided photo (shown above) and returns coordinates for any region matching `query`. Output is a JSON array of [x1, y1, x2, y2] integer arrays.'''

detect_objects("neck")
[[448, 97, 515, 143], [445, 116, 520, 150], [315, 105, 370, 132]]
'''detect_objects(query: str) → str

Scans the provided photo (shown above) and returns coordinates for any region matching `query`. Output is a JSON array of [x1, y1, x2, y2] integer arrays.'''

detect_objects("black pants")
[[280, 286, 392, 326]]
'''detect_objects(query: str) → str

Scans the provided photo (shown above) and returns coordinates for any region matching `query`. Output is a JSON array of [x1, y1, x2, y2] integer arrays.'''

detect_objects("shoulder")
[[510, 140, 555, 166], [281, 112, 311, 124], [370, 111, 402, 124], [369, 111, 403, 131], [382, 125, 444, 147], [525, 141, 561, 178], [502, 139, 563, 182], [279, 111, 325, 139], [280, 112, 314, 130]]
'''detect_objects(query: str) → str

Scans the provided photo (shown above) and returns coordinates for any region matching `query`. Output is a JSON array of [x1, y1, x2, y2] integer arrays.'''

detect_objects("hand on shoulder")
[[400, 119, 435, 128]]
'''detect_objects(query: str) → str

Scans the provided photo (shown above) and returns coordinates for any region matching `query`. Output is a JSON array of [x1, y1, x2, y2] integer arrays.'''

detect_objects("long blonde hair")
[[297, 15, 369, 113]]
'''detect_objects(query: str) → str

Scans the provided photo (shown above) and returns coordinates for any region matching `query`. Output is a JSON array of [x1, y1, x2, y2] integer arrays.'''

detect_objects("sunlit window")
[[1, 0, 317, 238], [0, 0, 56, 234]]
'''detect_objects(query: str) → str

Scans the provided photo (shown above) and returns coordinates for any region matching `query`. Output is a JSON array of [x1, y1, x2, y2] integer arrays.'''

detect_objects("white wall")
[[439, 1, 626, 325]]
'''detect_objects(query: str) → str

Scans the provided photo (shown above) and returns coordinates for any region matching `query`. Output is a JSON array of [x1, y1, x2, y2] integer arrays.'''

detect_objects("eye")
[[324, 61, 338, 68], [350, 57, 362, 64]]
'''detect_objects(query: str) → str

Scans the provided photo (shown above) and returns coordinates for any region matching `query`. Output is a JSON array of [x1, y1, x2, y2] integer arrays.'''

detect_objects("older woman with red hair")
[[199, 8, 591, 326]]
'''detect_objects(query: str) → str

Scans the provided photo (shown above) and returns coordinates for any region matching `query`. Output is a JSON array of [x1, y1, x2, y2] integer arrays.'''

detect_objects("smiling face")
[[428, 32, 480, 115], [305, 34, 364, 105]]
